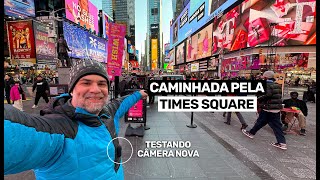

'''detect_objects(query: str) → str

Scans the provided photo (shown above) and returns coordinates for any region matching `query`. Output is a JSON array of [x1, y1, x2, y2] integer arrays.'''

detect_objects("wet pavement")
[[4, 87, 316, 179]]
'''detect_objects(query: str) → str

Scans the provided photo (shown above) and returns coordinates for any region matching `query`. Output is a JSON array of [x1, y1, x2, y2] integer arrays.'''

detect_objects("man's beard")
[[83, 100, 108, 115], [82, 94, 108, 115]]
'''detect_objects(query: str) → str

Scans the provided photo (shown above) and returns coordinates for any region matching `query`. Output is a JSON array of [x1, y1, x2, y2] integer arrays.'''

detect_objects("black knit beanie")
[[69, 59, 109, 93]]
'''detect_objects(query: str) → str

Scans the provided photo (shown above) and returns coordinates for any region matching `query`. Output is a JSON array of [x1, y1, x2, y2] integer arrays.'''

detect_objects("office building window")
[[151, 8, 158, 15]]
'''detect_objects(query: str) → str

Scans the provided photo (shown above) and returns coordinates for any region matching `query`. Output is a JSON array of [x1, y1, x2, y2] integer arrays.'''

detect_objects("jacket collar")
[[41, 93, 111, 127]]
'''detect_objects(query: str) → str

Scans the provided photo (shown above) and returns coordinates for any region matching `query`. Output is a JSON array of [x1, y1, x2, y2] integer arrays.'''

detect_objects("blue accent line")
[[55, 93, 71, 99]]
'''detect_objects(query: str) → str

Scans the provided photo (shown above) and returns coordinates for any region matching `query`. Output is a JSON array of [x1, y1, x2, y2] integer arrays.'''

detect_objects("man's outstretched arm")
[[4, 105, 65, 175]]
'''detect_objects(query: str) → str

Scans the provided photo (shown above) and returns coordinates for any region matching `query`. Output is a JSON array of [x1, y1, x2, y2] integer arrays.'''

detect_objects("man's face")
[[71, 75, 109, 115], [291, 93, 298, 100]]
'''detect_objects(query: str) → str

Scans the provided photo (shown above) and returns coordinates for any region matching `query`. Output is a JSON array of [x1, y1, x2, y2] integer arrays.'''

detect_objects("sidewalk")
[[4, 87, 316, 179]]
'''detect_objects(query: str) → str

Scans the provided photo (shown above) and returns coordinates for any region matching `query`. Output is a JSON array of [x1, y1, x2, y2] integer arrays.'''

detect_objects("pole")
[[186, 94, 197, 128]]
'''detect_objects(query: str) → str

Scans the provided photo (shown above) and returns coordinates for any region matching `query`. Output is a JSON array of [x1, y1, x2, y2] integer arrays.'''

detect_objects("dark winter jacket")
[[57, 38, 70, 54], [5, 77, 15, 94], [4, 91, 143, 179], [258, 79, 283, 110], [32, 79, 50, 93], [283, 98, 308, 116]]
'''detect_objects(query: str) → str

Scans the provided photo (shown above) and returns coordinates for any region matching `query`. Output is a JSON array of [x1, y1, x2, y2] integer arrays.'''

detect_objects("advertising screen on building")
[[195, 23, 213, 59], [186, 34, 197, 62], [6, 20, 36, 66], [65, 0, 99, 33], [175, 41, 185, 65], [167, 48, 175, 70], [211, 0, 316, 55], [164, 43, 170, 63], [33, 21, 56, 60], [151, 39, 158, 70], [63, 21, 107, 62], [191, 62, 199, 72], [103, 11, 113, 39], [170, 0, 238, 48], [4, 0, 35, 18], [246, 0, 316, 47], [207, 56, 219, 70]]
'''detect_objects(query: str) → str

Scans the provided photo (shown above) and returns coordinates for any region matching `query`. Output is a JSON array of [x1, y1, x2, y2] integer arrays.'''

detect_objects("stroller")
[[303, 85, 316, 103]]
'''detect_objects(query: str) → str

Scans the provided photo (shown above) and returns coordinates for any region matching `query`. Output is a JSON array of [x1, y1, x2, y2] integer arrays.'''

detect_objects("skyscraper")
[[127, 0, 135, 45], [102, 0, 114, 19], [147, 0, 160, 70], [114, 0, 129, 34], [172, 0, 184, 20]]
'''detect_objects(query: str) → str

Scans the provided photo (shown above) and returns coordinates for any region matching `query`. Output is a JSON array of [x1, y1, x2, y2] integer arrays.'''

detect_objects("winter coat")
[[257, 79, 283, 110], [5, 77, 15, 94], [283, 98, 308, 116], [4, 91, 143, 179], [32, 79, 50, 93], [10, 85, 21, 101]]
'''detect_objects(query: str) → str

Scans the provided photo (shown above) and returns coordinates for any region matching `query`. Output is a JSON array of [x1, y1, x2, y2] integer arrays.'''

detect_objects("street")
[[4, 87, 316, 180]]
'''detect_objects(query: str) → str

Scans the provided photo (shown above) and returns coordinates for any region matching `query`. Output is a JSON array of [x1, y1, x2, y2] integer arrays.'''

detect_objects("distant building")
[[114, 0, 129, 34], [102, 0, 114, 19], [147, 0, 160, 70], [127, 0, 135, 45]]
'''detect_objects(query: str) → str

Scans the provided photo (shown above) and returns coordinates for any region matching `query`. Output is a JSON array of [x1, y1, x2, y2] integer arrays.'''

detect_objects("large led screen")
[[4, 0, 35, 18], [33, 21, 56, 60], [65, 0, 99, 33], [195, 23, 213, 59], [167, 48, 175, 70], [63, 21, 107, 62], [175, 41, 185, 65], [170, 0, 238, 48], [6, 20, 36, 66], [246, 0, 316, 47], [211, 0, 316, 55]]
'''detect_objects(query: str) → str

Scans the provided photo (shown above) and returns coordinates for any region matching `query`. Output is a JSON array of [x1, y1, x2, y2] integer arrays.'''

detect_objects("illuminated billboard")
[[151, 39, 158, 70], [65, 0, 99, 33], [170, 0, 238, 48], [175, 41, 185, 65], [4, 0, 35, 18]]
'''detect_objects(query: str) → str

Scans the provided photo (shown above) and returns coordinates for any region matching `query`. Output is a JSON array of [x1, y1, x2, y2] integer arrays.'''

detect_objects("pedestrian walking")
[[4, 74, 15, 104], [242, 71, 287, 150], [4, 58, 148, 179], [32, 74, 50, 108], [10, 79, 24, 111], [224, 112, 248, 130]]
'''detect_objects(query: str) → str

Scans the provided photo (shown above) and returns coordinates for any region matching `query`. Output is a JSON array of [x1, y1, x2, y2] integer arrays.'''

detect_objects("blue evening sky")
[[135, 0, 173, 58]]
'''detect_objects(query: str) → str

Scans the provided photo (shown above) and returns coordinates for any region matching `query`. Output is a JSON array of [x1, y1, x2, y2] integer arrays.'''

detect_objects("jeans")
[[226, 112, 247, 125], [250, 110, 286, 144]]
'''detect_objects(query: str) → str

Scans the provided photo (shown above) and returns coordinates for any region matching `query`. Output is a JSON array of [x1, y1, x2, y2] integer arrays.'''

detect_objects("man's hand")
[[139, 90, 148, 99]]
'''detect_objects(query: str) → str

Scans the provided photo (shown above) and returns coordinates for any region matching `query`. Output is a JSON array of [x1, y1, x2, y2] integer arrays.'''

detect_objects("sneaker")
[[224, 122, 230, 125], [299, 129, 306, 136], [241, 124, 248, 130], [32, 105, 38, 109], [271, 143, 287, 150], [242, 129, 254, 139]]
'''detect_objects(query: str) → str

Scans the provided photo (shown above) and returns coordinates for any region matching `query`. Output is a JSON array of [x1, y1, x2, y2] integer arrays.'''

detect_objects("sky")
[[135, 0, 173, 59]]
